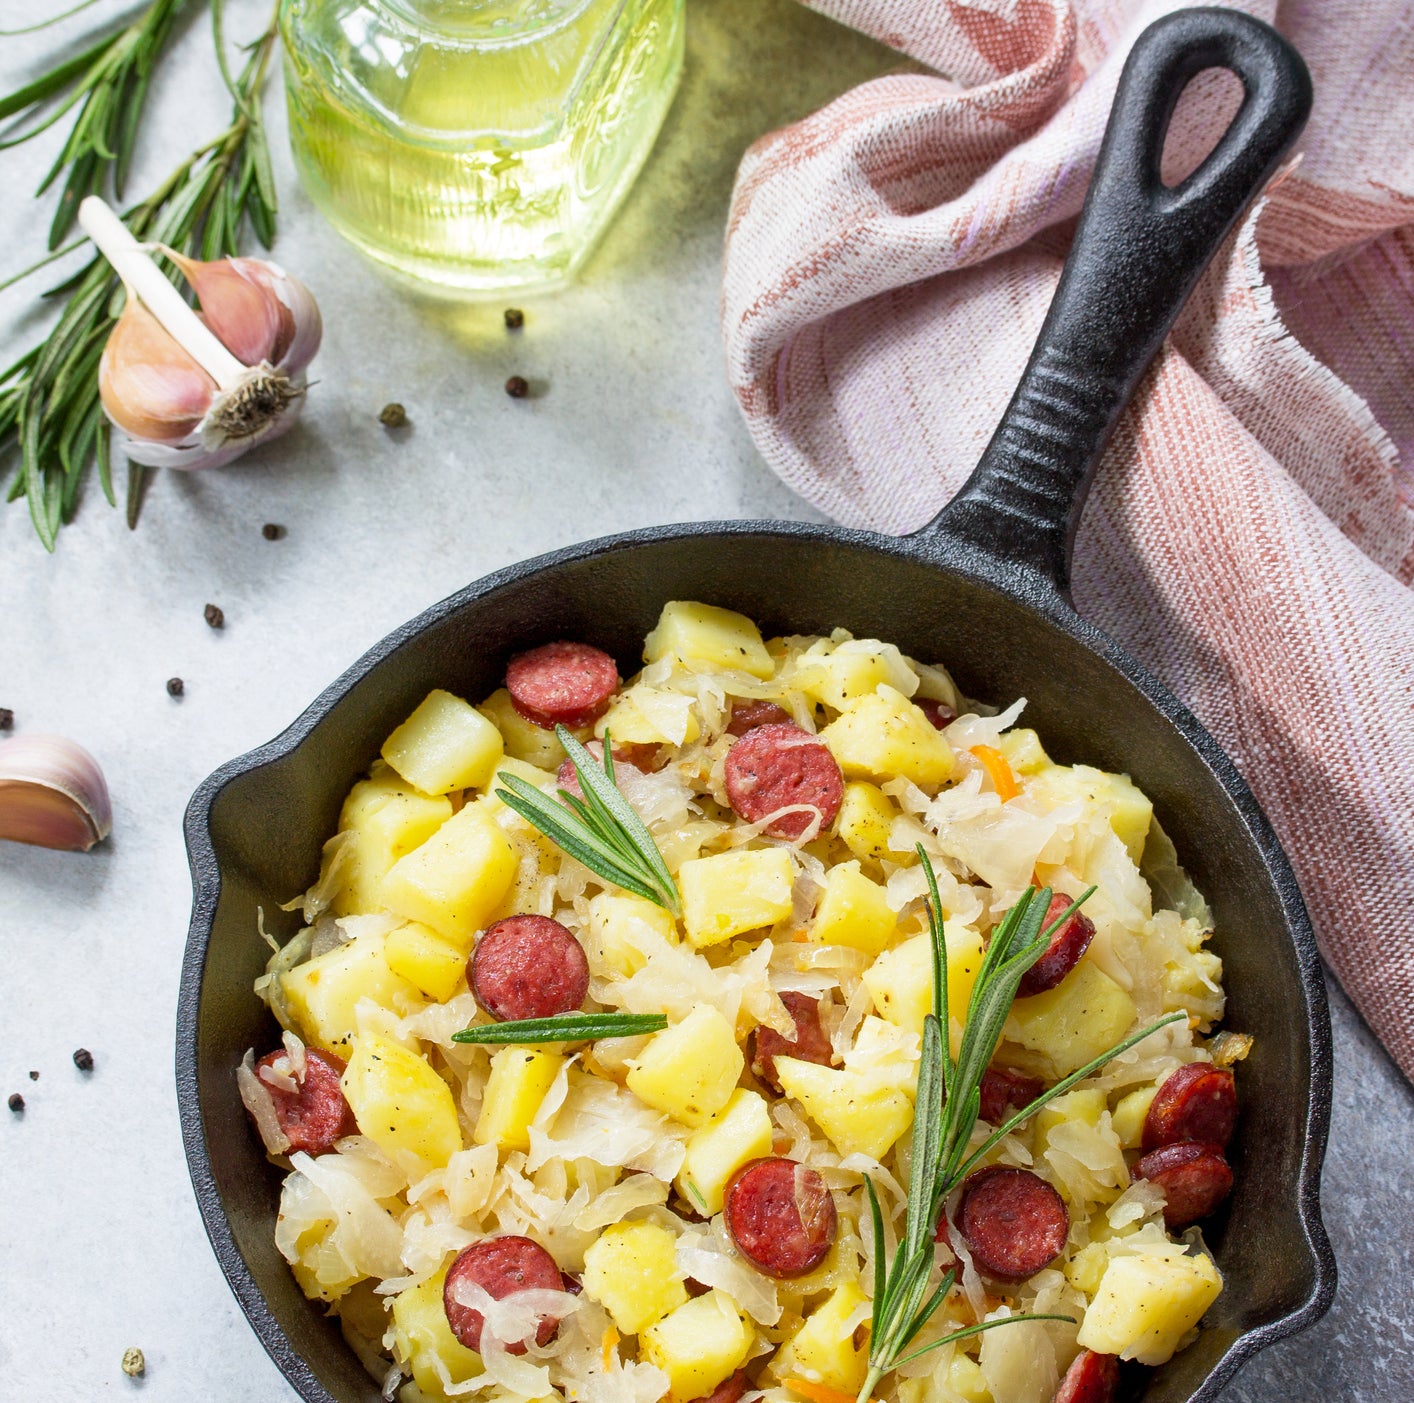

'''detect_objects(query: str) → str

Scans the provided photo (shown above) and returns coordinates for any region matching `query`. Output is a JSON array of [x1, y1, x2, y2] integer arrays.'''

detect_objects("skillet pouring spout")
[[179, 9, 1333, 1403]]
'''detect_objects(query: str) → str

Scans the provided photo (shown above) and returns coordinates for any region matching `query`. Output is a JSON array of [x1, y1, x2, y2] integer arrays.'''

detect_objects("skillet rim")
[[177, 516, 1337, 1403]]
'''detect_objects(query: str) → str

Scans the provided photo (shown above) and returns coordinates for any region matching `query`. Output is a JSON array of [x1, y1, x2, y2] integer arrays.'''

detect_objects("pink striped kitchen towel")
[[722, 0, 1414, 1079]]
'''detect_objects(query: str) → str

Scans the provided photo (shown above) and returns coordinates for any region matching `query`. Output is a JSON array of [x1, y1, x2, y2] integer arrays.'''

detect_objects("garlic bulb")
[[79, 196, 321, 471], [0, 734, 112, 852]]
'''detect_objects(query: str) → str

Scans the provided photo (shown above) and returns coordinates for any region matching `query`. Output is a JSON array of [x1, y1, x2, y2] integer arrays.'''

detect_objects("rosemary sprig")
[[495, 727, 682, 916], [0, 0, 279, 548], [452, 1013, 669, 1045], [856, 851, 1184, 1402]]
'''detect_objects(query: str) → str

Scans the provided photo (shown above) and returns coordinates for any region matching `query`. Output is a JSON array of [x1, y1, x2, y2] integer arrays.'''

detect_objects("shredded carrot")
[[784, 1380, 874, 1403], [600, 1326, 619, 1371], [792, 928, 810, 943], [970, 744, 1020, 801]]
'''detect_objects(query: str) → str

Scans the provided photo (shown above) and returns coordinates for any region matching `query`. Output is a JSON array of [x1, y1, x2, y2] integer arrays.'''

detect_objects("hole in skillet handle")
[[920, 7, 1313, 597]]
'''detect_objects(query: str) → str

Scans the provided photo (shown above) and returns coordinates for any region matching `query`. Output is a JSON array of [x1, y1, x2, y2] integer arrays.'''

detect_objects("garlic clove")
[[0, 734, 112, 852], [171, 252, 289, 368], [99, 298, 217, 444], [261, 261, 323, 376]]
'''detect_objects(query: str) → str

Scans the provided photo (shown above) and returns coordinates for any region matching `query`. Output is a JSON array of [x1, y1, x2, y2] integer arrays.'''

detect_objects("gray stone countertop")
[[1, 1, 1409, 1399]]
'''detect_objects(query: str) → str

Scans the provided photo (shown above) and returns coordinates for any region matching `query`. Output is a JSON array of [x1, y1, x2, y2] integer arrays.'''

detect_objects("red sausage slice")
[[443, 1236, 564, 1353], [691, 1371, 750, 1403], [556, 741, 648, 799], [749, 991, 835, 1095], [506, 641, 619, 730], [1016, 893, 1097, 998], [727, 700, 793, 737], [725, 1157, 837, 1278], [1133, 1141, 1233, 1227], [1054, 1349, 1119, 1403], [979, 1066, 1045, 1125], [953, 1165, 1069, 1282], [1142, 1062, 1237, 1152], [723, 722, 844, 841], [470, 916, 590, 1022], [918, 698, 958, 730], [254, 1047, 355, 1155]]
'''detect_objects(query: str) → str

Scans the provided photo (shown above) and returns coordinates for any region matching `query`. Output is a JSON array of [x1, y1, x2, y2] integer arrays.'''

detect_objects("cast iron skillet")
[[178, 9, 1336, 1401]]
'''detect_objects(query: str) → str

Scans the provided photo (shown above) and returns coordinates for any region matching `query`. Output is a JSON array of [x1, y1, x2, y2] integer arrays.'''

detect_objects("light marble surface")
[[1, 1, 1410, 1399]]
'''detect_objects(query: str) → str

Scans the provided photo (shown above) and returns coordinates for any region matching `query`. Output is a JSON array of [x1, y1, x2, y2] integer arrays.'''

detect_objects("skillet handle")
[[922, 7, 1311, 595]]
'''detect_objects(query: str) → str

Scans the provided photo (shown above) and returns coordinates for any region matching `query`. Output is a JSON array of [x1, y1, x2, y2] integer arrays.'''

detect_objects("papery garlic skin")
[[0, 734, 112, 852]]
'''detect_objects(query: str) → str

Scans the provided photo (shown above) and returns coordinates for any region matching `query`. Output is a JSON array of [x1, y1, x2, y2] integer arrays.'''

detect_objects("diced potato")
[[679, 847, 795, 948], [381, 689, 504, 795], [473, 757, 557, 813], [288, 1221, 361, 1303], [383, 921, 468, 1003], [342, 1033, 463, 1174], [1076, 1248, 1223, 1364], [677, 1088, 773, 1215], [1035, 1087, 1107, 1146], [473, 1047, 564, 1153], [834, 781, 915, 867], [775, 1056, 914, 1160], [639, 1289, 753, 1400], [811, 860, 896, 954], [1008, 961, 1138, 1080], [477, 687, 567, 769], [1065, 1241, 1111, 1297], [773, 1279, 870, 1393], [627, 1005, 744, 1127], [332, 774, 453, 917], [948, 1353, 995, 1403], [1112, 1086, 1159, 1149], [281, 933, 420, 1056], [1027, 764, 1153, 865], [582, 1221, 688, 1335], [862, 923, 985, 1045], [390, 1263, 482, 1399], [997, 728, 1053, 775], [597, 685, 701, 746], [380, 801, 517, 945], [793, 639, 917, 712], [643, 601, 774, 680], [820, 684, 955, 787], [586, 890, 678, 977]]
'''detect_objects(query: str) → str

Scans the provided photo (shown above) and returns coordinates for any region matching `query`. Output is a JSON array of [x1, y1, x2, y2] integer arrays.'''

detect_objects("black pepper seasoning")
[[166, 677, 184, 698], [505, 375, 529, 398], [73, 1048, 94, 1072], [203, 603, 225, 629], [379, 402, 408, 428], [0, 707, 13, 730], [7, 1093, 23, 1113], [262, 522, 285, 540], [503, 307, 525, 329], [28, 1070, 38, 1081]]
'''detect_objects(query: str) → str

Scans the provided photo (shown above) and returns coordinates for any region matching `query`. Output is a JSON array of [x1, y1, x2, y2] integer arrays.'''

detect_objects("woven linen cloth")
[[721, 0, 1414, 1079]]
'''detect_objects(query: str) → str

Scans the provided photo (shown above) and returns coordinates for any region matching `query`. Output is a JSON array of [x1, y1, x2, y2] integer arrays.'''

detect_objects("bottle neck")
[[377, 0, 600, 44]]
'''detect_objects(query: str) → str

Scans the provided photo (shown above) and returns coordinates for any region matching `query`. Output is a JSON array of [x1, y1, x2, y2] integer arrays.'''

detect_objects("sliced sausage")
[[979, 1066, 1045, 1125], [1054, 1349, 1119, 1403], [555, 741, 649, 799], [727, 700, 792, 737], [1133, 1141, 1233, 1227], [1016, 893, 1097, 998], [918, 698, 957, 730], [1142, 1062, 1237, 1152], [691, 1372, 750, 1403], [953, 1165, 1069, 1283], [723, 722, 844, 841], [749, 991, 835, 1095], [725, 1157, 837, 1278], [254, 1047, 355, 1155], [470, 915, 590, 1022], [506, 641, 619, 729], [443, 1235, 564, 1353]]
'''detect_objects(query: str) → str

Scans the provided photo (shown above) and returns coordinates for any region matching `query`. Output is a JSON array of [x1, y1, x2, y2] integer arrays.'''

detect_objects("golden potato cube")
[[1009, 961, 1138, 1080], [281, 933, 420, 1056], [597, 685, 701, 746], [1035, 1087, 1107, 1146], [342, 1033, 463, 1174], [587, 890, 679, 977], [948, 1353, 994, 1403], [679, 847, 795, 948], [811, 860, 896, 954], [626, 1005, 744, 1127], [582, 1221, 688, 1335], [998, 727, 1053, 775], [380, 800, 517, 945], [793, 642, 914, 713], [640, 1289, 753, 1400], [390, 1264, 483, 1398], [834, 781, 915, 867], [1028, 764, 1153, 865], [862, 923, 985, 1039], [474, 756, 557, 811], [473, 1047, 564, 1153], [643, 601, 774, 679], [477, 687, 567, 769], [383, 922, 468, 1003], [381, 689, 504, 796], [1111, 1085, 1159, 1149], [820, 685, 955, 787], [1065, 1241, 1111, 1297], [774, 1057, 914, 1160], [1076, 1248, 1223, 1364], [332, 776, 453, 917], [773, 1279, 869, 1393], [677, 1088, 773, 1215]]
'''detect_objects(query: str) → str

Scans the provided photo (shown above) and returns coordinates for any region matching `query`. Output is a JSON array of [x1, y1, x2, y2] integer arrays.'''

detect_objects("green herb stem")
[[452, 1013, 668, 1045]]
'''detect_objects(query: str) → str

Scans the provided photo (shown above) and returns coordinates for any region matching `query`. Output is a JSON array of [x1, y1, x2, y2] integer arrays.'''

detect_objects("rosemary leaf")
[[452, 1013, 668, 1045]]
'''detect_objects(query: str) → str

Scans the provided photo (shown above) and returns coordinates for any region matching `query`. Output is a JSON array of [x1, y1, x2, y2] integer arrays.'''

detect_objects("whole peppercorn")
[[379, 402, 408, 428], [166, 677, 184, 698], [504, 307, 525, 329], [8, 1093, 24, 1113], [73, 1048, 94, 1072], [0, 707, 13, 730], [121, 1347, 145, 1378], [28, 1070, 38, 1081], [262, 522, 285, 540], [204, 603, 225, 629], [505, 375, 529, 399]]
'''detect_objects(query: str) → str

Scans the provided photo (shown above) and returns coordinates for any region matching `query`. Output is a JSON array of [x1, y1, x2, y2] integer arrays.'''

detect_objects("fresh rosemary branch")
[[0, 0, 279, 548], [452, 1013, 669, 1045], [856, 852, 1184, 1402], [495, 727, 683, 915], [0, 0, 193, 249]]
